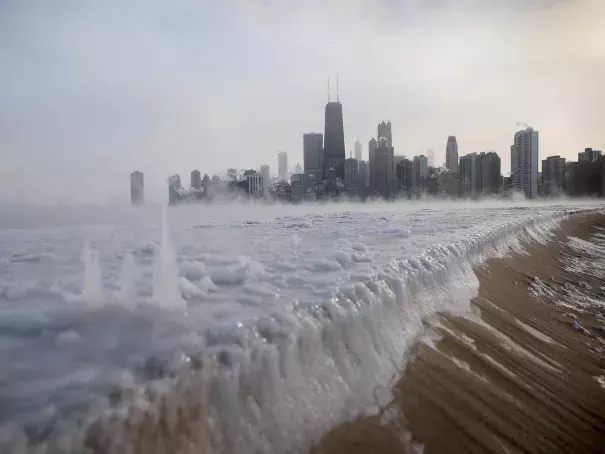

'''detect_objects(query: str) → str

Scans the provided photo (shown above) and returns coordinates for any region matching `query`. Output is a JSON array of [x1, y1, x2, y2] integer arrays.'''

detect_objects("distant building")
[[396, 158, 413, 195], [227, 168, 238, 181], [290, 173, 311, 201], [393, 155, 406, 168], [344, 157, 359, 189], [512, 127, 539, 198], [278, 151, 288, 181], [368, 138, 378, 187], [303, 132, 323, 182], [260, 165, 270, 195], [202, 174, 211, 191], [358, 160, 369, 187], [578, 147, 602, 163], [354, 139, 363, 162], [246, 171, 263, 197], [412, 155, 429, 194], [427, 149, 435, 168], [323, 101, 346, 179], [446, 136, 459, 173], [191, 169, 201, 189], [566, 158, 605, 197], [377, 121, 392, 146], [480, 152, 501, 195], [459, 153, 481, 198], [459, 152, 501, 197], [541, 156, 566, 196], [168, 174, 181, 205], [130, 171, 144, 205], [370, 137, 394, 196], [510, 144, 516, 179]]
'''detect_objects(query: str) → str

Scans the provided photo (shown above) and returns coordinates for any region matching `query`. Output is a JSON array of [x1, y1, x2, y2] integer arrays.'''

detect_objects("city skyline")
[[1, 0, 604, 204]]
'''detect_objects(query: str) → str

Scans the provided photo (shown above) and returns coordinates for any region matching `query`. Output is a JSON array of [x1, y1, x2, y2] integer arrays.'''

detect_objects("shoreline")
[[313, 212, 605, 454]]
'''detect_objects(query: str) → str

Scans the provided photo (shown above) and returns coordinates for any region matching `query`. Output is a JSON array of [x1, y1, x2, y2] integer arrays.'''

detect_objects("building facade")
[[247, 172, 263, 197], [459, 153, 480, 198], [377, 121, 392, 146], [130, 171, 144, 205], [278, 151, 288, 181], [512, 127, 539, 198], [303, 133, 323, 182], [578, 147, 602, 163], [541, 155, 566, 196], [358, 161, 369, 187], [370, 137, 394, 196], [412, 155, 429, 194], [354, 139, 362, 163], [260, 165, 270, 195], [480, 152, 501, 194], [168, 174, 182, 205], [191, 169, 201, 189], [446, 136, 459, 173], [344, 157, 359, 189], [323, 101, 346, 179], [396, 158, 413, 195]]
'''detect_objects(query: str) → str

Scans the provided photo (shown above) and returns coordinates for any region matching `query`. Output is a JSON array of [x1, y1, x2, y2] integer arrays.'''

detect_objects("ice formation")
[[0, 200, 603, 453]]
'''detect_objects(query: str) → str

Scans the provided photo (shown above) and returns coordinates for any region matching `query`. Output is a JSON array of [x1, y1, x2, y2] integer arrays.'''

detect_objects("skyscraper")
[[130, 171, 144, 205], [446, 136, 459, 172], [377, 121, 392, 146], [354, 139, 362, 162], [512, 127, 539, 198], [191, 169, 201, 189], [303, 133, 323, 182], [323, 101, 346, 179], [278, 151, 288, 181]]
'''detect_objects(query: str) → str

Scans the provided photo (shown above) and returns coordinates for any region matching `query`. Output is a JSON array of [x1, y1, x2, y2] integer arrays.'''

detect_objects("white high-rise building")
[[277, 151, 288, 181], [354, 139, 362, 162], [512, 127, 539, 198]]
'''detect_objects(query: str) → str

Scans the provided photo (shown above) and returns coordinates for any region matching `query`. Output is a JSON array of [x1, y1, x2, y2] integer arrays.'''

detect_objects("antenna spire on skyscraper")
[[336, 72, 340, 102], [327, 77, 330, 103]]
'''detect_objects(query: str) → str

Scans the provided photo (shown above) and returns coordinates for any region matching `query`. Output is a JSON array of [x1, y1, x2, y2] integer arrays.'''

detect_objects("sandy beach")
[[313, 212, 605, 454]]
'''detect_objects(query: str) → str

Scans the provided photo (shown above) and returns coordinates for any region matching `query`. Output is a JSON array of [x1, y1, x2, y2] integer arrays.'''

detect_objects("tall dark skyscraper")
[[323, 101, 346, 179]]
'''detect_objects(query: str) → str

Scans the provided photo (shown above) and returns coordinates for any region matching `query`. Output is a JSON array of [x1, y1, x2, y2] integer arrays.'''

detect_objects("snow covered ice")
[[0, 200, 603, 453]]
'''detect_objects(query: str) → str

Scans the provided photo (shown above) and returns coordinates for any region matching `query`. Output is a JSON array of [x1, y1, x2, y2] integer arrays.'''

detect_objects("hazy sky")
[[1, 0, 604, 204]]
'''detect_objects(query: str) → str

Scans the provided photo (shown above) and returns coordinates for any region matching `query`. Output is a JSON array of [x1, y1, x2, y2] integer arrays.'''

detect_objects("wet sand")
[[313, 212, 605, 454]]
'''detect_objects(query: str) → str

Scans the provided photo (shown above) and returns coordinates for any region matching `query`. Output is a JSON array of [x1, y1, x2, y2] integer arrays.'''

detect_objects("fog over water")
[[1, 0, 604, 204]]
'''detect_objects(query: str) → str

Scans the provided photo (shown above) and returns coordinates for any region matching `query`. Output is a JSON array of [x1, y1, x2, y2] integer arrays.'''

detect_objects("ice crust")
[[0, 201, 602, 453]]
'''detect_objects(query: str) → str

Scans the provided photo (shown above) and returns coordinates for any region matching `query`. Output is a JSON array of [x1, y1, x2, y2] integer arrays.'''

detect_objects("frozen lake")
[[0, 200, 602, 452]]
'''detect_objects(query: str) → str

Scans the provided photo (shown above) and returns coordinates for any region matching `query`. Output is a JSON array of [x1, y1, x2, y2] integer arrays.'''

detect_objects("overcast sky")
[[1, 0, 604, 204]]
